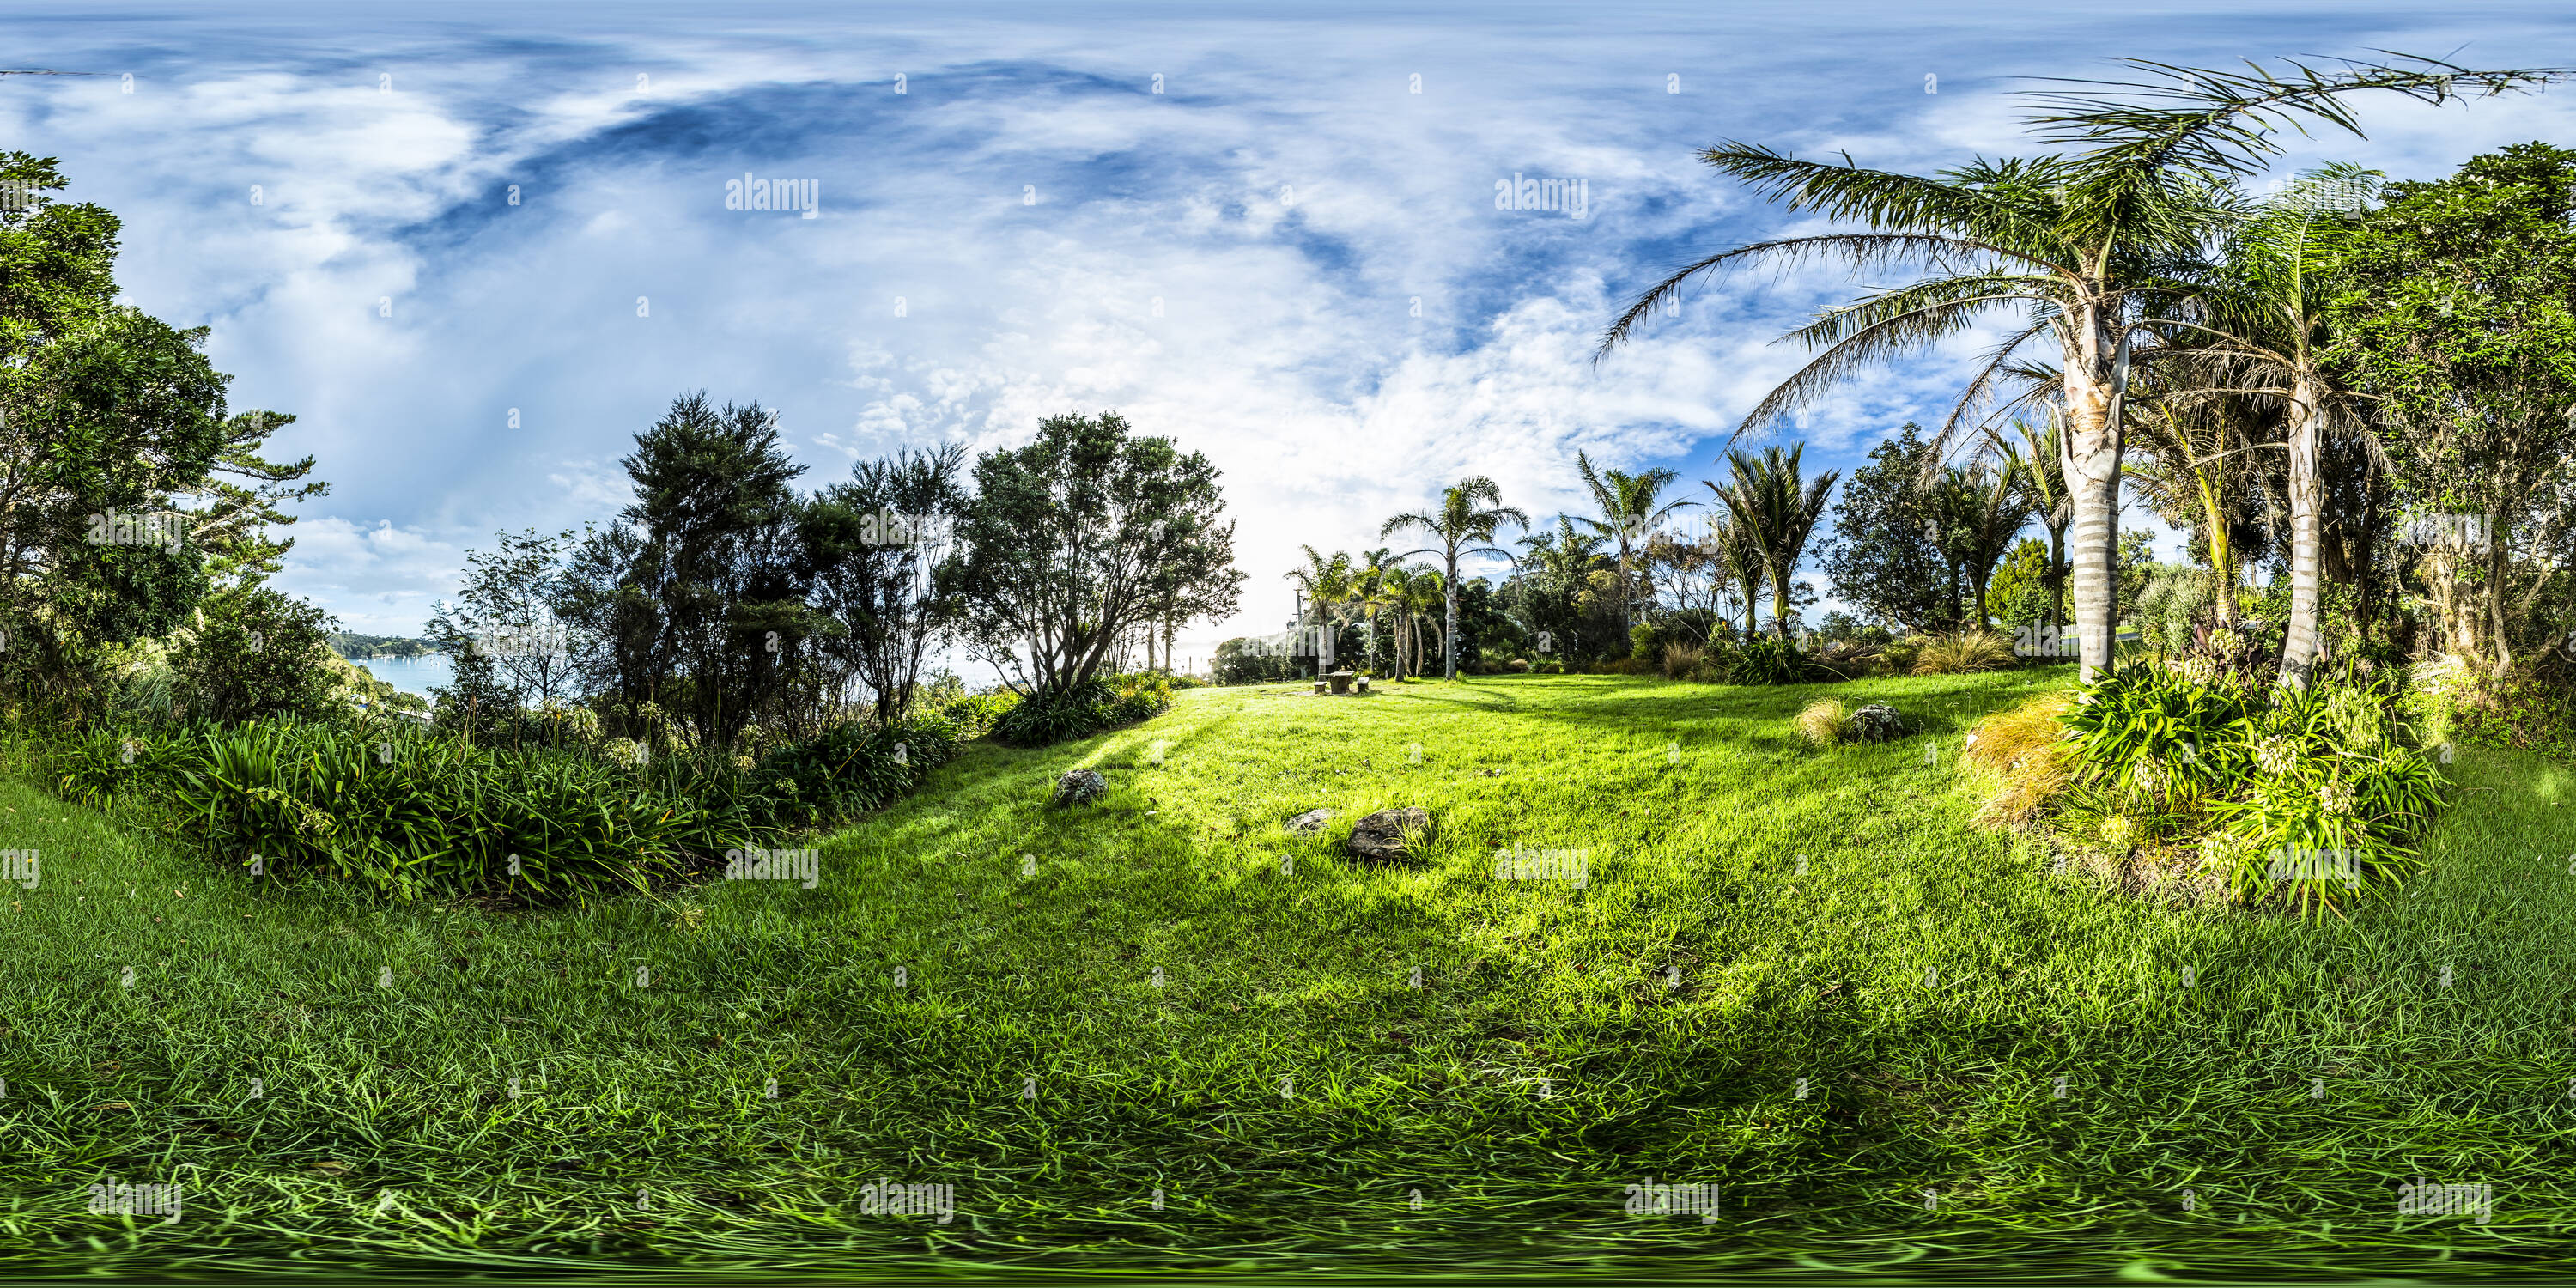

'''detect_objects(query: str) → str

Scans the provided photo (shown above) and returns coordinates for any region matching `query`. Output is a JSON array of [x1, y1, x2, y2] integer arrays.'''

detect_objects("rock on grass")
[[1051, 769, 1108, 806], [1346, 807, 1431, 861]]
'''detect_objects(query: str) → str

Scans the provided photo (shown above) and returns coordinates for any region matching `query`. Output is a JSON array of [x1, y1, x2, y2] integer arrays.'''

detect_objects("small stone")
[[1285, 808, 1335, 835], [1843, 703, 1911, 744], [1346, 807, 1431, 861], [1051, 769, 1108, 806]]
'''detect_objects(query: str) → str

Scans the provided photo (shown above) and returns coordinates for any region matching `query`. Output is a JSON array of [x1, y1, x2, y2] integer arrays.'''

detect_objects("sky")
[[9, 0, 2576, 674]]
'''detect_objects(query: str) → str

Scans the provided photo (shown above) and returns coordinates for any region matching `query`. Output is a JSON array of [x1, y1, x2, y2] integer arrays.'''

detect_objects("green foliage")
[[1726, 635, 1807, 685], [1988, 538, 2056, 628], [990, 672, 1175, 747], [161, 722, 750, 904], [954, 411, 1242, 699], [1628, 622, 1661, 663], [2057, 658, 2444, 915], [170, 586, 342, 723], [1820, 424, 1961, 633], [747, 714, 962, 829]]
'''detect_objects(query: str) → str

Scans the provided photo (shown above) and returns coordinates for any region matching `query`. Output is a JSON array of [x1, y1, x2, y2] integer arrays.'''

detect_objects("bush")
[[171, 586, 343, 723], [1727, 635, 1807, 686], [1795, 698, 1847, 747], [1964, 693, 2077, 826], [2050, 658, 2443, 916], [990, 672, 1173, 747], [1630, 623, 1662, 664], [749, 713, 962, 828], [164, 721, 754, 904], [939, 690, 1022, 739], [1659, 642, 1704, 680], [1911, 630, 2016, 676], [1806, 640, 1883, 680]]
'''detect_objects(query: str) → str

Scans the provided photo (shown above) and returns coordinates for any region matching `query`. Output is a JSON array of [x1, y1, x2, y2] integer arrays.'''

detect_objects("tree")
[[1382, 476, 1528, 679], [952, 410, 1242, 698], [1935, 459, 2032, 628], [804, 443, 969, 725], [1991, 416, 2072, 631], [1701, 466, 1769, 638], [2329, 143, 2576, 673], [1574, 450, 1692, 632], [1732, 445, 1841, 636], [0, 152, 237, 702], [1284, 544, 1354, 673], [556, 392, 809, 747], [425, 528, 585, 720], [1820, 425, 1960, 633], [1599, 57, 2560, 679]]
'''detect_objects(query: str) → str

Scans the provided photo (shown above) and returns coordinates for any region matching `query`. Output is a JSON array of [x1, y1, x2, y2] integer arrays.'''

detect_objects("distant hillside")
[[330, 632, 438, 659]]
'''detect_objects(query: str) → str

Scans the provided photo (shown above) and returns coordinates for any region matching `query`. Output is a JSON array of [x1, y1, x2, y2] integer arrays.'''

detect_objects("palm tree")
[[1702, 469, 1767, 639], [2121, 386, 2263, 629], [1938, 459, 2032, 628], [1284, 545, 1352, 674], [1352, 546, 1398, 673], [1574, 450, 1693, 634], [2176, 166, 2381, 683], [1598, 57, 2557, 679], [1990, 415, 2072, 634], [1723, 446, 1840, 637], [1382, 477, 1529, 679], [1400, 567, 1447, 677]]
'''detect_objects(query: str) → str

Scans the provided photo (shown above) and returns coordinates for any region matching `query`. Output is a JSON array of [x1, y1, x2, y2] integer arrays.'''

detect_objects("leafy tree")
[[556, 392, 809, 746], [1988, 538, 2057, 628], [1382, 476, 1528, 679], [171, 585, 339, 722], [0, 153, 240, 702], [1820, 425, 1959, 633], [1600, 57, 2557, 678], [425, 528, 584, 717], [1933, 459, 2032, 628], [952, 410, 1242, 698], [2328, 143, 2576, 672], [803, 444, 969, 724]]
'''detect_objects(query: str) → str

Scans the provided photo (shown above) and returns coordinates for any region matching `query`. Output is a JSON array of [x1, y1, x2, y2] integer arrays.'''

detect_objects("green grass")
[[6, 669, 2576, 1276]]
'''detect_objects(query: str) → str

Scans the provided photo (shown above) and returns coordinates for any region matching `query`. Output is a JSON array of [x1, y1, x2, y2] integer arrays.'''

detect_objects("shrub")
[[750, 713, 961, 828], [1727, 635, 1807, 686], [1630, 623, 1662, 664], [1881, 635, 1927, 675], [1659, 642, 1704, 680], [1795, 698, 1847, 747], [171, 586, 343, 723], [1911, 630, 2016, 676], [165, 721, 746, 904], [939, 690, 1022, 738], [990, 672, 1173, 747], [2050, 658, 2443, 916]]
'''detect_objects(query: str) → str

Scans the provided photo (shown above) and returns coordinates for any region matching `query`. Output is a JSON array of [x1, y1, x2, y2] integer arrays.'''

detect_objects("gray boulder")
[[1051, 769, 1109, 806], [1285, 808, 1336, 835], [1346, 807, 1431, 861], [1843, 703, 1911, 744]]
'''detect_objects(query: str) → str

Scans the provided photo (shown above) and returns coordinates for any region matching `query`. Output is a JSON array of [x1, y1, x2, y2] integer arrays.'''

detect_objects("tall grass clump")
[[1911, 629, 2016, 676]]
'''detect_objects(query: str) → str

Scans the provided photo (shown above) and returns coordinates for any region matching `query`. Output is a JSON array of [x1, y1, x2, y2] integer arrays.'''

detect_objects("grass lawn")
[[7, 669, 2576, 1276]]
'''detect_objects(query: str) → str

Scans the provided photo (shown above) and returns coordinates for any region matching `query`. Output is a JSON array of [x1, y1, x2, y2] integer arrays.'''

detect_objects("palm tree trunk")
[[2046, 522, 2067, 633], [1444, 551, 1461, 680], [2065, 325, 2129, 681], [2279, 378, 2324, 684]]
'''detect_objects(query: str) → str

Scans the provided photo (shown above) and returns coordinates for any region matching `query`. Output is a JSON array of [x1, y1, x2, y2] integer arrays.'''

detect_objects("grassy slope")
[[5, 671, 2576, 1274]]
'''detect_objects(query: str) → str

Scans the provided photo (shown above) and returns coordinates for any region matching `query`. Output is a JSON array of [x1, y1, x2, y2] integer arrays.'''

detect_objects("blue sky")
[[9, 0, 2576, 666]]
